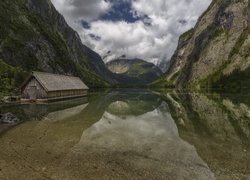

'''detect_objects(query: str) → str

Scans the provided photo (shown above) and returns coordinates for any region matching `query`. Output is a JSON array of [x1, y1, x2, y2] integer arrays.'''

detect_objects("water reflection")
[[65, 101, 214, 179], [0, 90, 249, 179], [162, 91, 250, 179], [0, 97, 89, 136]]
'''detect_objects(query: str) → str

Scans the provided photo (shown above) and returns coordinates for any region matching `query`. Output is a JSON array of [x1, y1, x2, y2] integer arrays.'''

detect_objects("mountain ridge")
[[0, 0, 120, 92], [153, 0, 249, 90], [106, 58, 163, 85]]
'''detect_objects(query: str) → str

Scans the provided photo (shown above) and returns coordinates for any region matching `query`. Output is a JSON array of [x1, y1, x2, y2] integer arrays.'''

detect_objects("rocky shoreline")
[[0, 113, 21, 124], [0, 96, 22, 125]]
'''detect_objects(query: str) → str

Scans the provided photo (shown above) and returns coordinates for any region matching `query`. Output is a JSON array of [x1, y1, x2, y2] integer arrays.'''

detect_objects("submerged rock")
[[0, 113, 21, 124]]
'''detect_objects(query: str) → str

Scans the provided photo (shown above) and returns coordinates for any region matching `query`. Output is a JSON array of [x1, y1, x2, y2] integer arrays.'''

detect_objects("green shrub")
[[0, 59, 28, 95]]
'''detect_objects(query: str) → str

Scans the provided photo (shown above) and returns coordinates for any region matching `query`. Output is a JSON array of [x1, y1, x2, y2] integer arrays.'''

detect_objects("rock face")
[[0, 0, 119, 88], [155, 0, 249, 89], [106, 59, 163, 85]]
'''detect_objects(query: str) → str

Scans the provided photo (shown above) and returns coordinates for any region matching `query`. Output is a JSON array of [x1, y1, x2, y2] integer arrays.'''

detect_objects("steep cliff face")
[[0, 0, 118, 89], [106, 59, 163, 85], [156, 0, 249, 89]]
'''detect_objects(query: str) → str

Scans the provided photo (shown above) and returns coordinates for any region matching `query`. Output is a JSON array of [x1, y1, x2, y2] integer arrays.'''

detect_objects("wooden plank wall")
[[48, 90, 87, 98], [21, 78, 47, 99], [22, 77, 88, 100]]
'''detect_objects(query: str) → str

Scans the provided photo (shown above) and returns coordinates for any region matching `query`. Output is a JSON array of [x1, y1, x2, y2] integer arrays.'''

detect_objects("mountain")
[[0, 0, 119, 93], [106, 59, 163, 85], [157, 60, 170, 73], [153, 0, 249, 90]]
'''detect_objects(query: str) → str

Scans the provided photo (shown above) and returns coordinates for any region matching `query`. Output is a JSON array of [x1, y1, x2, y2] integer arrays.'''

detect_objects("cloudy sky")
[[51, 0, 211, 68]]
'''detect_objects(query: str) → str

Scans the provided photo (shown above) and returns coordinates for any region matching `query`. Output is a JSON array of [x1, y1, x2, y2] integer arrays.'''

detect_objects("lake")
[[0, 89, 249, 180]]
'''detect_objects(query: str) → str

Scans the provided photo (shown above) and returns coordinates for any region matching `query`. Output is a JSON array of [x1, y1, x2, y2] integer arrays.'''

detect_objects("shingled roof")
[[22, 71, 89, 92]]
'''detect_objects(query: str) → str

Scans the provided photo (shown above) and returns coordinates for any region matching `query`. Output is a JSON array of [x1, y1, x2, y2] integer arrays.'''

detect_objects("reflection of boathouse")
[[21, 72, 89, 101]]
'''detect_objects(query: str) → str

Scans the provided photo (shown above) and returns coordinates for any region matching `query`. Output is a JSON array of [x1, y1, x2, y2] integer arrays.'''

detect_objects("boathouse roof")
[[21, 71, 89, 92]]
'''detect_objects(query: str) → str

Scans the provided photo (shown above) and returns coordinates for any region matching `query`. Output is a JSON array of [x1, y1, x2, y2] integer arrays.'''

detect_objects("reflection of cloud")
[[62, 103, 215, 179]]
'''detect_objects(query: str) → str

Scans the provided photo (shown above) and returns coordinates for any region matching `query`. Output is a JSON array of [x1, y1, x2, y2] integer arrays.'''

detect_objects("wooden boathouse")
[[21, 71, 89, 101]]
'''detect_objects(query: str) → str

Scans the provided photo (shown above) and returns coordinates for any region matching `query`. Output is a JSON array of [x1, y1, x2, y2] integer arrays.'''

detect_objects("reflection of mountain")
[[62, 102, 214, 180], [0, 91, 174, 179], [1, 90, 249, 179], [105, 90, 162, 116], [162, 92, 250, 179]]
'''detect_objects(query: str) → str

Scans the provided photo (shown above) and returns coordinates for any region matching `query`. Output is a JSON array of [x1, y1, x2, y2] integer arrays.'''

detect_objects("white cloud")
[[51, 0, 212, 69], [51, 0, 112, 24]]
